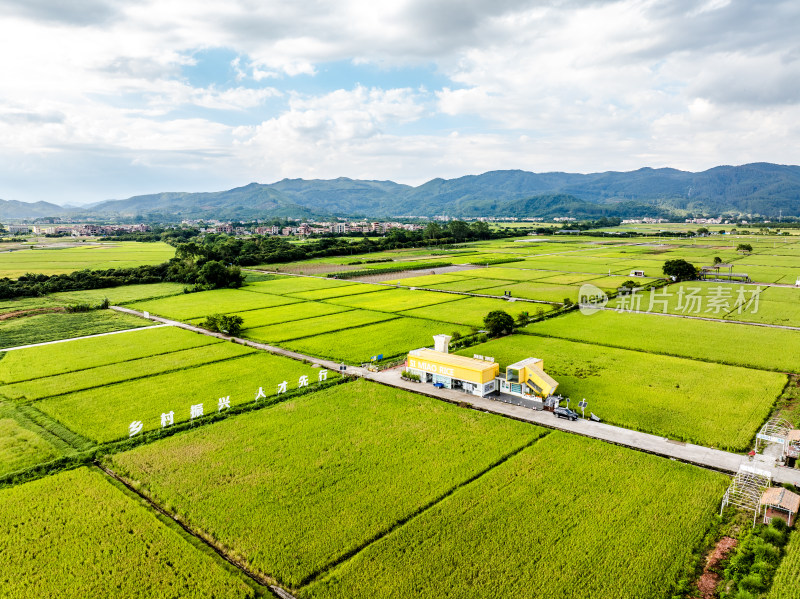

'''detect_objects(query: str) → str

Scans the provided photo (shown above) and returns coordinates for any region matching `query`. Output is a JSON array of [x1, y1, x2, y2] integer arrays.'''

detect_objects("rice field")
[[243, 310, 396, 344], [128, 288, 300, 320], [35, 351, 334, 443], [304, 433, 728, 599], [0, 310, 150, 349], [457, 334, 785, 450], [401, 295, 556, 327], [526, 309, 800, 372], [0, 326, 218, 383], [0, 241, 176, 278], [282, 317, 471, 362], [107, 380, 546, 588], [0, 467, 253, 598]]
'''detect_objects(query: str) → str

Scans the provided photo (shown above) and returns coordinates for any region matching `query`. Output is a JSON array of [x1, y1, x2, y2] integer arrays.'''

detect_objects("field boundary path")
[[110, 306, 800, 486], [0, 323, 169, 352]]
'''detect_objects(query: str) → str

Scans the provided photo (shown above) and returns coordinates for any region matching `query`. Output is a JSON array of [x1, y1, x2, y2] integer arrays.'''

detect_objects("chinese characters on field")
[[128, 369, 328, 437], [615, 285, 762, 315]]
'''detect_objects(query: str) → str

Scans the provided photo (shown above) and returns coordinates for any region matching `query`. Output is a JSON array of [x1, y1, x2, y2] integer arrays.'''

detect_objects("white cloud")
[[0, 0, 798, 204]]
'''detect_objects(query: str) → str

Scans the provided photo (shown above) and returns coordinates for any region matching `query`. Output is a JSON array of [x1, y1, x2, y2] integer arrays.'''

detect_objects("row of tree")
[[0, 258, 243, 300]]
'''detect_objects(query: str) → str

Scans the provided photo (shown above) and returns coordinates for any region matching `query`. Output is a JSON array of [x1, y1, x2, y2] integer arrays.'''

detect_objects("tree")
[[737, 243, 753, 254], [515, 311, 530, 326], [423, 222, 443, 241], [697, 227, 709, 235], [713, 256, 723, 264], [662, 259, 697, 282], [196, 260, 244, 289], [470, 221, 491, 239], [201, 314, 244, 336], [483, 310, 514, 336], [447, 220, 471, 242]]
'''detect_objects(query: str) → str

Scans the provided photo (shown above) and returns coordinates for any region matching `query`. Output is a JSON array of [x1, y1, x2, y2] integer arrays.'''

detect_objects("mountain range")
[[3, 163, 800, 221]]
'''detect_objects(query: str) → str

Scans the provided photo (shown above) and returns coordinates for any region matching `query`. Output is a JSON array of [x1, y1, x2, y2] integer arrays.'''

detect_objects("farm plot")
[[287, 283, 386, 300], [282, 317, 471, 362], [0, 467, 253, 598], [532, 272, 602, 284], [383, 273, 473, 287], [0, 325, 218, 383], [35, 351, 333, 443], [449, 267, 556, 281], [474, 281, 578, 303], [47, 282, 187, 305], [304, 432, 727, 599], [725, 285, 800, 326], [607, 281, 765, 318], [322, 288, 463, 312], [456, 335, 785, 450], [0, 242, 176, 278], [243, 276, 353, 295], [401, 296, 556, 327], [107, 380, 547, 588], [0, 405, 64, 477], [1, 342, 253, 402], [188, 301, 351, 330], [527, 310, 800, 373], [0, 310, 149, 349], [243, 310, 396, 344], [128, 288, 300, 321], [420, 277, 515, 292], [767, 529, 800, 599]]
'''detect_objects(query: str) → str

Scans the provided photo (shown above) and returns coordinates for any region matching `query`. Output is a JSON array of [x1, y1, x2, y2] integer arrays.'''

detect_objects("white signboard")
[[756, 433, 785, 445]]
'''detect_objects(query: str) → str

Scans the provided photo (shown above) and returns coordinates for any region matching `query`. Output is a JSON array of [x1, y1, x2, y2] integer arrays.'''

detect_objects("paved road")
[[111, 306, 800, 485]]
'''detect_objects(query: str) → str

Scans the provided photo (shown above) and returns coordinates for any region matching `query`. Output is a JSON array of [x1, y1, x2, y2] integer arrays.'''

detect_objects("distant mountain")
[[3, 163, 800, 221], [86, 183, 318, 220], [270, 177, 411, 216], [0, 198, 65, 219]]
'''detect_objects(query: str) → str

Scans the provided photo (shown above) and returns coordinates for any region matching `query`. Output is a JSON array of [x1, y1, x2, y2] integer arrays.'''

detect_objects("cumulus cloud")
[[0, 0, 798, 204]]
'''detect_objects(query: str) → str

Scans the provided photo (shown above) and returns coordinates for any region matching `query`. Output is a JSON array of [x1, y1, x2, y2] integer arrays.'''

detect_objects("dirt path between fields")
[[0, 306, 65, 320], [693, 536, 737, 599]]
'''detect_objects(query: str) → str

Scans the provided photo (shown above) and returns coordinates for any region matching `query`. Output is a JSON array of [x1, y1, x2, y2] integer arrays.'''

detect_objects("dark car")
[[553, 407, 579, 421]]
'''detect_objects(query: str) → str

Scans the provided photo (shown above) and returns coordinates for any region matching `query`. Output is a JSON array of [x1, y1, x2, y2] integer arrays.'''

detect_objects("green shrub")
[[201, 313, 244, 336]]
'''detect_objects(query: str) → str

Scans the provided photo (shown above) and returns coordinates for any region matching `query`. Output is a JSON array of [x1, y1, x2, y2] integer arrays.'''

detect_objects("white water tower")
[[433, 334, 452, 354]]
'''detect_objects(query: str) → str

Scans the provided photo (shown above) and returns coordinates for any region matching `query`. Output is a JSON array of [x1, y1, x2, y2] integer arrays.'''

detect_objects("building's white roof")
[[507, 357, 543, 370]]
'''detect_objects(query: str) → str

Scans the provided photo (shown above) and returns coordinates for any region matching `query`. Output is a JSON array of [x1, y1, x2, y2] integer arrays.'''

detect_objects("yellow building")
[[499, 357, 559, 398], [406, 335, 500, 397], [406, 335, 559, 401]]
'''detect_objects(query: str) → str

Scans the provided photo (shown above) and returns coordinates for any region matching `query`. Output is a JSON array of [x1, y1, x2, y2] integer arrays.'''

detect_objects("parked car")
[[553, 407, 579, 421]]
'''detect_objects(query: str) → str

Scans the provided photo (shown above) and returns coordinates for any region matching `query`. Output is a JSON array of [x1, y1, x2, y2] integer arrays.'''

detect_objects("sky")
[[0, 0, 798, 205]]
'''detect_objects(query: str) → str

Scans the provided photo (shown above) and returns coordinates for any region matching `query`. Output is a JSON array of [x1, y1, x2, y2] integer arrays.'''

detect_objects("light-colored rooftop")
[[507, 357, 543, 370], [409, 348, 499, 373], [761, 487, 800, 513]]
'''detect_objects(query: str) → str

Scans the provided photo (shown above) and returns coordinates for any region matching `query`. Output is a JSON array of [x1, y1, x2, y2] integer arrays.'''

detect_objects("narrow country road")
[[111, 306, 800, 486]]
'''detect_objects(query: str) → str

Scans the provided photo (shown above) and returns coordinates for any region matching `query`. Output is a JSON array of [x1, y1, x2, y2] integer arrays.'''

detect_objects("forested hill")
[[3, 163, 800, 220]]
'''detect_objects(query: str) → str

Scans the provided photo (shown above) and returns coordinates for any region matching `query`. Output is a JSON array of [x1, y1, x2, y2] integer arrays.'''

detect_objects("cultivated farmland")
[[107, 380, 547, 588], [767, 529, 800, 599], [527, 309, 800, 372], [282, 316, 470, 362], [0, 310, 149, 349], [0, 325, 218, 383], [457, 335, 785, 450], [0, 467, 253, 598], [0, 241, 176, 278], [303, 432, 728, 599]]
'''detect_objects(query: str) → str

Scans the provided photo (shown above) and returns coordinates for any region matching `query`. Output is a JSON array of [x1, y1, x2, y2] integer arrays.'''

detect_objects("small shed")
[[760, 487, 800, 527]]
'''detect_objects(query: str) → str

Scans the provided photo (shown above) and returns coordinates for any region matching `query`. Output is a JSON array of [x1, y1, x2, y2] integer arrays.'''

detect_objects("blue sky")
[[0, 0, 798, 205]]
